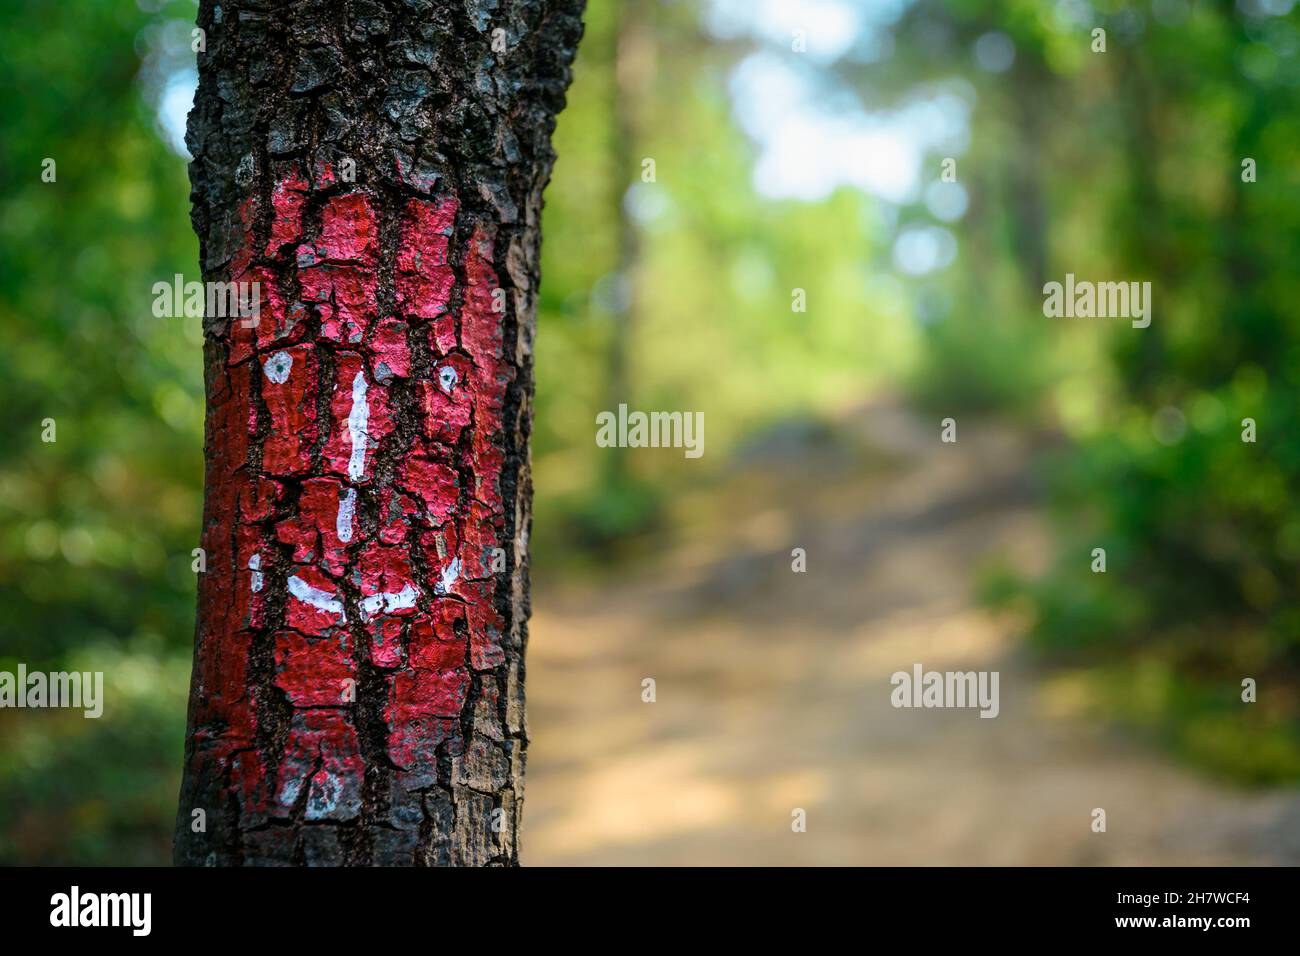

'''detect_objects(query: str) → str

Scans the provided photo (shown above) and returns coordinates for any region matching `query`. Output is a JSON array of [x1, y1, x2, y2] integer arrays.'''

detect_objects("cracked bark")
[[173, 0, 584, 866]]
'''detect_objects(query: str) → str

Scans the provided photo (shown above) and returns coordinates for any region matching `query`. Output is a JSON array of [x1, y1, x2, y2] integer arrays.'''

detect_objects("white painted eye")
[[263, 350, 293, 384], [438, 365, 459, 393]]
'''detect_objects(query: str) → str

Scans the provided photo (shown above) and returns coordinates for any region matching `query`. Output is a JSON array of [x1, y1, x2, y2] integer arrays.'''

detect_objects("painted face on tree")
[[174, 0, 586, 867]]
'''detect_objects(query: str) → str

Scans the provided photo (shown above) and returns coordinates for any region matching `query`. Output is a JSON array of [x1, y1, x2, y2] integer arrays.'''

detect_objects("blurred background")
[[3, 0, 1300, 865]]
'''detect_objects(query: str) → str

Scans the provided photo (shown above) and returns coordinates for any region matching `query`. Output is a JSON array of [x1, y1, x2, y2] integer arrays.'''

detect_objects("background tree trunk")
[[174, 0, 583, 866], [600, 1, 651, 487]]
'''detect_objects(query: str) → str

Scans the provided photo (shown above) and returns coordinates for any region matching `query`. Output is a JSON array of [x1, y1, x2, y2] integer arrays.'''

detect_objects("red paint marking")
[[399, 448, 460, 526], [265, 166, 309, 257], [317, 193, 378, 264], [273, 630, 356, 707], [371, 315, 412, 380], [408, 612, 468, 669], [192, 173, 521, 829], [395, 198, 457, 320], [260, 343, 318, 476], [372, 618, 405, 669], [378, 486, 420, 545], [418, 354, 473, 444], [274, 477, 351, 576]]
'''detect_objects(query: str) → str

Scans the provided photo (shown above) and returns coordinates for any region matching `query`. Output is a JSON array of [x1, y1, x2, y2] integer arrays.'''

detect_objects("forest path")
[[522, 402, 1300, 865]]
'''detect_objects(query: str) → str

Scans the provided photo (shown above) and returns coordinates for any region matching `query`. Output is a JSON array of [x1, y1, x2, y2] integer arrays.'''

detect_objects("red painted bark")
[[175, 0, 583, 866]]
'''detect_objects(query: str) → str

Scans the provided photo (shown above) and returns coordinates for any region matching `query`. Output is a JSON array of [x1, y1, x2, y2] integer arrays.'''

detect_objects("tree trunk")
[[174, 0, 584, 866], [601, 1, 650, 487]]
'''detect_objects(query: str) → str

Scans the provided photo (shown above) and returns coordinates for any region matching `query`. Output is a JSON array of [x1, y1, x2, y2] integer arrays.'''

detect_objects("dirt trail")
[[521, 404, 1300, 865]]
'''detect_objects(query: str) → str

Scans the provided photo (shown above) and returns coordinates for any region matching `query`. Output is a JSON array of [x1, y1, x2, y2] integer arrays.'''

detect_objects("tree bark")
[[174, 0, 584, 866]]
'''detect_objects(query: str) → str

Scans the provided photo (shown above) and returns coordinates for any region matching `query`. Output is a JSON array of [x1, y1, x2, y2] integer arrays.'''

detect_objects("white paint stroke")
[[248, 553, 263, 593], [287, 574, 346, 623], [359, 583, 418, 622], [336, 487, 356, 543], [346, 371, 370, 481]]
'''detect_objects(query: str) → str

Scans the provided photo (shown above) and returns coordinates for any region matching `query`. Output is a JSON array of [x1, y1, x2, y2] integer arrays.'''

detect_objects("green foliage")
[[0, 641, 188, 864], [893, 1, 1300, 780], [0, 0, 201, 865], [0, 0, 202, 670]]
